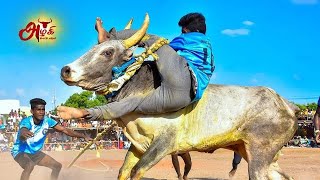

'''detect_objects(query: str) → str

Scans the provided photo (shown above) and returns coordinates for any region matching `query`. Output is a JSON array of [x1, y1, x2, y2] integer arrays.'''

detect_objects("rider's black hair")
[[178, 12, 206, 34]]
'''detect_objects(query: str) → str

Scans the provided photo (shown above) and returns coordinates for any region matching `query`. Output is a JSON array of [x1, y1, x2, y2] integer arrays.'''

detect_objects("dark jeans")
[[87, 45, 192, 120], [232, 152, 242, 169]]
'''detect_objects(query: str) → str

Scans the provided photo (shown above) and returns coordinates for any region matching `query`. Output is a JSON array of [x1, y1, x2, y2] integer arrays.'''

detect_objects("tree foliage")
[[63, 91, 107, 108], [295, 102, 317, 111]]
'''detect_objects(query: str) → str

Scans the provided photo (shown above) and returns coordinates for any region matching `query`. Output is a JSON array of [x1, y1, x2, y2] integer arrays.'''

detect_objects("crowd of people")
[[1, 106, 319, 153]]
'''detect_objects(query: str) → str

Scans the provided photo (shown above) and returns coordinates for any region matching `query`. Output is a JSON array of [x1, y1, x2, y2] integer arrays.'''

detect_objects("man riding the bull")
[[57, 13, 214, 151]]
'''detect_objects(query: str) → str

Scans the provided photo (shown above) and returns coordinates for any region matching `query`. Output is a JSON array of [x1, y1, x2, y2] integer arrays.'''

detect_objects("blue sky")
[[0, 0, 319, 110]]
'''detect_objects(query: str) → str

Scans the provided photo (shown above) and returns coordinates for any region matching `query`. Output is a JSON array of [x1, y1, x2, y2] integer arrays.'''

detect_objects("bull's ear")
[[122, 49, 133, 61], [109, 27, 117, 39], [109, 27, 116, 34]]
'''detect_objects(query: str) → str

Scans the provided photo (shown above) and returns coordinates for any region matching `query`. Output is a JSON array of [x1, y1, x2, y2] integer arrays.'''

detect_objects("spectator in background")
[[10, 109, 14, 118], [0, 116, 5, 130], [309, 137, 317, 147], [313, 96, 320, 143], [21, 112, 27, 119], [171, 152, 192, 180], [300, 136, 309, 147], [229, 152, 243, 178], [14, 110, 18, 118], [0, 130, 8, 143]]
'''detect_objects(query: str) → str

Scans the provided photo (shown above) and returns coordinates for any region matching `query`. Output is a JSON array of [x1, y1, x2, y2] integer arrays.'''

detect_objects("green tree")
[[294, 102, 317, 112], [63, 91, 107, 108], [295, 103, 307, 111], [306, 103, 317, 111]]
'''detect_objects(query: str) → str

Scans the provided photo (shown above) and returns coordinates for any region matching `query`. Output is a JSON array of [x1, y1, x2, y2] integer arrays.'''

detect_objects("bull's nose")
[[61, 66, 71, 79]]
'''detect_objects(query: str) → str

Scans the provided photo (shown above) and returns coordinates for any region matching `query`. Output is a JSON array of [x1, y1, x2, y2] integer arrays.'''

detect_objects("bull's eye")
[[104, 50, 112, 57], [102, 49, 114, 57]]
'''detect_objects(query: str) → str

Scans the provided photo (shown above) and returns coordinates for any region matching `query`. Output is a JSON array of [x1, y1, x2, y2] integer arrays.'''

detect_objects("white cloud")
[[0, 89, 6, 96], [243, 20, 254, 26], [70, 87, 83, 94], [16, 88, 25, 97], [251, 78, 258, 83], [49, 65, 59, 75], [221, 28, 250, 37], [293, 74, 301, 80], [250, 73, 265, 84], [210, 73, 217, 80], [209, 73, 217, 83], [292, 0, 318, 5]]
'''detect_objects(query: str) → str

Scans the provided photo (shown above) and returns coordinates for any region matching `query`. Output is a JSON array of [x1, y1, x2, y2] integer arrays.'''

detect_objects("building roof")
[[0, 100, 20, 114]]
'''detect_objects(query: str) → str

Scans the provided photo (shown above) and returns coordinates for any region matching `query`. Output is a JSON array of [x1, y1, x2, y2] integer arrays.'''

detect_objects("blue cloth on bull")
[[318, 96, 320, 107], [112, 57, 136, 79], [169, 32, 214, 102], [11, 116, 57, 158], [105, 57, 137, 99]]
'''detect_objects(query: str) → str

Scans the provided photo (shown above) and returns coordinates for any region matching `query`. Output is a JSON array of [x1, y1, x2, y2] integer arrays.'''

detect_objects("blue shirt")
[[169, 32, 214, 101], [11, 116, 58, 158]]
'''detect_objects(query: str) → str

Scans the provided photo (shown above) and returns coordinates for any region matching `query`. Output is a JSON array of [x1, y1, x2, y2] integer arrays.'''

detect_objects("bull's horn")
[[124, 18, 133, 30], [122, 13, 149, 49]]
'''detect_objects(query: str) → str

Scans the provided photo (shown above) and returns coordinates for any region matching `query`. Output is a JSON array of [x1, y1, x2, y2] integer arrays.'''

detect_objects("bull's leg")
[[118, 146, 142, 180], [245, 143, 275, 180], [130, 130, 176, 179], [267, 150, 293, 180], [130, 144, 171, 180], [245, 143, 293, 180]]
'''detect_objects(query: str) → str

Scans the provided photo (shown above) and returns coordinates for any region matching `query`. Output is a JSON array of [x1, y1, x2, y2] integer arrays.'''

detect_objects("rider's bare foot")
[[131, 136, 150, 154], [183, 175, 188, 180], [122, 126, 150, 154], [95, 17, 108, 43]]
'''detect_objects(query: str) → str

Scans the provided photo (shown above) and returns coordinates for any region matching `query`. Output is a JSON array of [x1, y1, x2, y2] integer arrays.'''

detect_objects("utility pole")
[[52, 88, 56, 111]]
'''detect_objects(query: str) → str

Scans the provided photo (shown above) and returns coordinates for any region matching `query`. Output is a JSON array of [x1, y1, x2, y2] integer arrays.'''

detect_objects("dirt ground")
[[0, 147, 319, 180]]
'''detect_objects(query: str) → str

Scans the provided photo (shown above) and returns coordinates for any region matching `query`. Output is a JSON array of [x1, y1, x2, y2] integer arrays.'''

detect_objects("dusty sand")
[[0, 147, 319, 180]]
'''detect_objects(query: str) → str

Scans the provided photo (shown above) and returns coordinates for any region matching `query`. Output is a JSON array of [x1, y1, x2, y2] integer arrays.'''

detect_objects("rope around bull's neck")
[[96, 38, 169, 96]]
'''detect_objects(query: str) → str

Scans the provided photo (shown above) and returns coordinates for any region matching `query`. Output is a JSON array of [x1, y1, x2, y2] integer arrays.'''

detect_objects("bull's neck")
[[96, 38, 169, 100]]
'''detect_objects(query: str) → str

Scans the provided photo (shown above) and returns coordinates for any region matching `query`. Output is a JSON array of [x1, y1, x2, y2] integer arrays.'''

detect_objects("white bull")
[[60, 14, 297, 179], [115, 85, 297, 180]]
